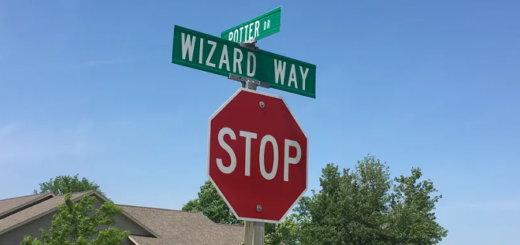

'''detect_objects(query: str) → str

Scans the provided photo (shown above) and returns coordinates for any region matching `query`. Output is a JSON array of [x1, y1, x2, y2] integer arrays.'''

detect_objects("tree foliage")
[[296, 155, 448, 245], [21, 193, 130, 245], [181, 180, 242, 225], [297, 156, 392, 244], [34, 174, 105, 197], [184, 155, 448, 244], [265, 214, 300, 245], [386, 168, 449, 244]]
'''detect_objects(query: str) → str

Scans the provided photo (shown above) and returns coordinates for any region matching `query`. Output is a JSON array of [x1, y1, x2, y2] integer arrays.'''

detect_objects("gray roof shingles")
[[0, 191, 89, 234], [0, 192, 244, 245], [0, 193, 51, 216], [121, 205, 243, 245]]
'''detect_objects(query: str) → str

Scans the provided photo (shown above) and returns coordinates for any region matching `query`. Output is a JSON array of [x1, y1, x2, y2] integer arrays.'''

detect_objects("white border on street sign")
[[207, 88, 309, 224]]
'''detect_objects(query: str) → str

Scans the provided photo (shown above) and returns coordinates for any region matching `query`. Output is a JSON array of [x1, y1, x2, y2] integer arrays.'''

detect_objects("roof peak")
[[53, 190, 94, 197]]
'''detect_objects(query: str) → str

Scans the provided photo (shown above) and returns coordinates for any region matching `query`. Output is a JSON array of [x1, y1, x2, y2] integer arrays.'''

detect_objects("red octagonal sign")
[[208, 88, 308, 223]]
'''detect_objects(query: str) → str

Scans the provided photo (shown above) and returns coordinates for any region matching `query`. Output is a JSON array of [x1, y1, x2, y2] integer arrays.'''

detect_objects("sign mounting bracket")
[[240, 38, 259, 51], [228, 73, 270, 89]]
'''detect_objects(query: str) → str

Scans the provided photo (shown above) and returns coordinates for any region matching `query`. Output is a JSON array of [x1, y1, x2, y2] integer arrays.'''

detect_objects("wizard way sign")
[[171, 25, 317, 98]]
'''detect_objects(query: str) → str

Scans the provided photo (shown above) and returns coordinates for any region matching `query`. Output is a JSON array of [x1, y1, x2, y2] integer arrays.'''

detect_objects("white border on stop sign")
[[206, 87, 309, 224]]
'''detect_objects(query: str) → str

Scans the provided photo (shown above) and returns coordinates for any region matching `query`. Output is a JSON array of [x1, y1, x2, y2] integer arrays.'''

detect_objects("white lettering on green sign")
[[227, 20, 261, 43], [172, 25, 317, 98], [181, 33, 257, 77], [225, 19, 273, 43], [180, 33, 309, 90], [274, 60, 309, 91], [221, 7, 282, 44]]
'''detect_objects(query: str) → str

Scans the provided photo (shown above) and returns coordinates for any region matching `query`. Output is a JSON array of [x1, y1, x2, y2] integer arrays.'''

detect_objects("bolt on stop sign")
[[208, 88, 308, 223]]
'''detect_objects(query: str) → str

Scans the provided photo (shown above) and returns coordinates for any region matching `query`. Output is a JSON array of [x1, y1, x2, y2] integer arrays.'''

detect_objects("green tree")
[[265, 214, 300, 245], [185, 155, 447, 244], [296, 155, 447, 245], [386, 168, 448, 245], [34, 174, 105, 197], [297, 156, 392, 245], [21, 193, 130, 245], [181, 180, 241, 225]]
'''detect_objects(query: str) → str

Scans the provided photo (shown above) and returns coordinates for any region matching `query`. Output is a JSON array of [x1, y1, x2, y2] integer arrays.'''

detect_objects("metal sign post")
[[171, 7, 312, 245], [239, 83, 265, 244], [238, 79, 266, 245], [228, 42, 265, 245]]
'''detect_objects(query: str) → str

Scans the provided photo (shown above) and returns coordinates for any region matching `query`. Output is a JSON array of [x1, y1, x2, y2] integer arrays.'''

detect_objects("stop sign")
[[208, 88, 308, 223]]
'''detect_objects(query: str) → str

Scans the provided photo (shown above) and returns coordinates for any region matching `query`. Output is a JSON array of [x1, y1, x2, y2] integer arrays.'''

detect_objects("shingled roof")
[[0, 193, 47, 214], [0, 193, 54, 219], [121, 205, 243, 245], [0, 191, 243, 245], [0, 191, 97, 236]]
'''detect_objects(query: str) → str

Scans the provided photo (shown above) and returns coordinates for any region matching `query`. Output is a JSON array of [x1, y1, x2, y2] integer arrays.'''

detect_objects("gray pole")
[[228, 39, 266, 245], [242, 79, 265, 245]]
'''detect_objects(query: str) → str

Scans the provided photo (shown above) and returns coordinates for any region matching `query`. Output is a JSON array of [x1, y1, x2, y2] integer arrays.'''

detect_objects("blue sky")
[[0, 0, 519, 244]]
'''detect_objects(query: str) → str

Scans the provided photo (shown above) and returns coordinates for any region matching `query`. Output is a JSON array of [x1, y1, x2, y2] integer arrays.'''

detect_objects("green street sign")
[[172, 25, 316, 98], [221, 7, 282, 44]]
